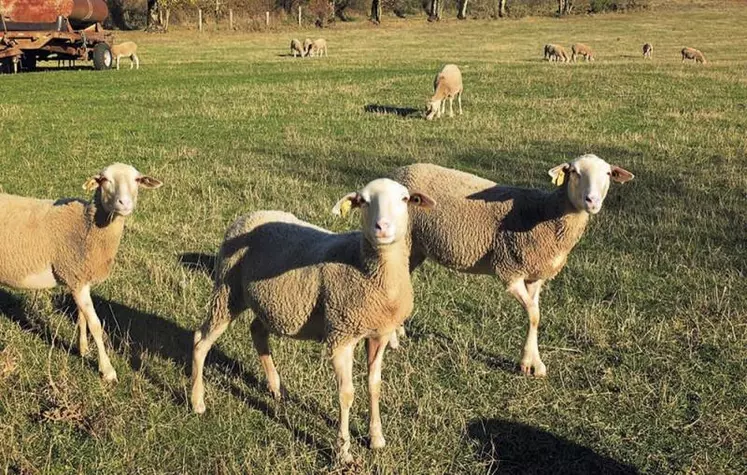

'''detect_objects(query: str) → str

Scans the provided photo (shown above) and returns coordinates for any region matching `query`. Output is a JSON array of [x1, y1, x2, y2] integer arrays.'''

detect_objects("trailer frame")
[[0, 15, 113, 73]]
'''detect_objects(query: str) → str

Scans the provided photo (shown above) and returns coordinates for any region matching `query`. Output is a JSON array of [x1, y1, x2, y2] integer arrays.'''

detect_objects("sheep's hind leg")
[[332, 341, 356, 464], [507, 279, 547, 377], [191, 285, 234, 414], [72, 285, 116, 382], [367, 334, 390, 450], [250, 317, 283, 399], [449, 96, 454, 117], [77, 310, 89, 356]]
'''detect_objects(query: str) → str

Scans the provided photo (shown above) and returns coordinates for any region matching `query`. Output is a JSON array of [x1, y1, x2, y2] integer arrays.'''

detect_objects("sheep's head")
[[548, 154, 634, 215], [425, 100, 441, 120], [332, 178, 435, 246], [83, 163, 163, 216]]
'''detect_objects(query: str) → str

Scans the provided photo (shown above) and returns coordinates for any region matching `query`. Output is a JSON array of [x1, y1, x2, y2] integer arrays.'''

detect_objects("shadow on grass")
[[364, 104, 422, 118], [405, 314, 517, 374], [467, 419, 638, 474], [0, 287, 338, 464]]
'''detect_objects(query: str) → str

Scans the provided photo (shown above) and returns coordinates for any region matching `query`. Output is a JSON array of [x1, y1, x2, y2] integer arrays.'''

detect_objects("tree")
[[428, 0, 442, 21], [457, 0, 468, 19], [370, 0, 382, 24], [498, 0, 507, 17], [147, 0, 162, 30]]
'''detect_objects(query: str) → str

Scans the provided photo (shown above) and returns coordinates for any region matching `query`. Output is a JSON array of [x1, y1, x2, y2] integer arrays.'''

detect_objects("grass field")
[[1, 3, 746, 473]]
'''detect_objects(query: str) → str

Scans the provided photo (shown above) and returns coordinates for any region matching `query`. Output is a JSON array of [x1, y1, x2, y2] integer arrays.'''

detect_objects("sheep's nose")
[[585, 195, 598, 204], [375, 219, 393, 237], [117, 197, 133, 208]]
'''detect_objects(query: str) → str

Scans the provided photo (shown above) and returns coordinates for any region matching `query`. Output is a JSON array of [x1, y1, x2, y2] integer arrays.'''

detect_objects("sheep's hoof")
[[78, 342, 89, 357], [193, 401, 206, 414], [520, 360, 547, 378], [336, 451, 354, 465], [101, 368, 118, 383], [370, 435, 386, 450]]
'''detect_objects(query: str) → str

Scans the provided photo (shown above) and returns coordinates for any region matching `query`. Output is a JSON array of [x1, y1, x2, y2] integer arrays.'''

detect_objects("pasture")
[[1, 3, 746, 473]]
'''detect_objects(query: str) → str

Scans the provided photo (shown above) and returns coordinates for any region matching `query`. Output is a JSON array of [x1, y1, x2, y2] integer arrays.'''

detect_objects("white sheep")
[[290, 38, 305, 57], [390, 155, 634, 377], [309, 38, 328, 57], [190, 178, 435, 463], [682, 47, 706, 64], [111, 41, 140, 70], [425, 64, 463, 120], [0, 163, 162, 381], [303, 38, 313, 57], [545, 44, 570, 62], [643, 43, 653, 58], [571, 43, 594, 62]]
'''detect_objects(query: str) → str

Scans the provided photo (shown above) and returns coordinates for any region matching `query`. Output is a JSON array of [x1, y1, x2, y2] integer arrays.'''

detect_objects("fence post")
[[229, 9, 233, 30], [265, 11, 270, 26], [198, 9, 203, 32], [298, 6, 302, 26]]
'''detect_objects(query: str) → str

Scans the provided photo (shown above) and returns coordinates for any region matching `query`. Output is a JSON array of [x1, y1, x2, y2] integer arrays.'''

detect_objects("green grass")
[[1, 4, 746, 473]]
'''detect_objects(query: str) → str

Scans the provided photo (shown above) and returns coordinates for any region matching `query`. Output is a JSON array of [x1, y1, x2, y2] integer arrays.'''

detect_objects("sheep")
[[425, 64, 463, 121], [303, 38, 313, 57], [545, 44, 569, 62], [389, 155, 634, 377], [290, 38, 305, 57], [571, 43, 594, 62], [309, 38, 328, 57], [190, 178, 435, 463], [0, 163, 162, 382], [682, 47, 706, 64], [643, 43, 653, 58], [110, 41, 139, 70]]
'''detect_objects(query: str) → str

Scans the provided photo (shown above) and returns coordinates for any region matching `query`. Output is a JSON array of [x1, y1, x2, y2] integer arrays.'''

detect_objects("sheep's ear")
[[82, 175, 103, 192], [408, 193, 436, 209], [332, 192, 361, 218], [548, 163, 570, 187], [610, 166, 634, 183], [137, 175, 163, 189]]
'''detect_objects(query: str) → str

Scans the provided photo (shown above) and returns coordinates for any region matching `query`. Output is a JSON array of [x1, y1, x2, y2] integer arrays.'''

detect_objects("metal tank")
[[0, 0, 109, 30]]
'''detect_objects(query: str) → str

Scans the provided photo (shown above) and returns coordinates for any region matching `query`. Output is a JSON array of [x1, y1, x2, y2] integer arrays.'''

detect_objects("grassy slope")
[[1, 4, 746, 474]]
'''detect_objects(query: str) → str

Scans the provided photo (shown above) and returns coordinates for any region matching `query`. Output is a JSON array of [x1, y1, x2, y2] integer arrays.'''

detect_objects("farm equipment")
[[0, 0, 113, 73]]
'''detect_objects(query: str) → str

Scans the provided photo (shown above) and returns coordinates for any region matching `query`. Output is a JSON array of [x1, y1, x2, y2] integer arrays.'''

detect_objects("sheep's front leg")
[[458, 92, 463, 115], [507, 279, 547, 377], [332, 342, 356, 464], [366, 334, 389, 450], [72, 285, 116, 382], [116, 56, 120, 70], [77, 310, 89, 356], [250, 317, 283, 399], [449, 97, 454, 117]]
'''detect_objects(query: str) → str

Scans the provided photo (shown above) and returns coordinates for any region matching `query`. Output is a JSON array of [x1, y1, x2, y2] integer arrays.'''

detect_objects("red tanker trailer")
[[0, 0, 113, 72]]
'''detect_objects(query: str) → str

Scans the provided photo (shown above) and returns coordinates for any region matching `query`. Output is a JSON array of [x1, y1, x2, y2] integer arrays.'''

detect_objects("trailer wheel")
[[21, 54, 37, 72], [92, 43, 112, 70]]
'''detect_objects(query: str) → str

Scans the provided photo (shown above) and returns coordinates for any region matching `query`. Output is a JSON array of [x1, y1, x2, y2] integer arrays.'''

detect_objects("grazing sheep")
[[111, 41, 139, 70], [0, 164, 162, 381], [190, 179, 435, 463], [545, 44, 570, 62], [290, 38, 305, 57], [682, 47, 706, 64], [303, 38, 313, 57], [390, 155, 634, 377], [571, 43, 594, 62], [309, 38, 328, 57], [425, 64, 463, 120], [643, 43, 653, 58]]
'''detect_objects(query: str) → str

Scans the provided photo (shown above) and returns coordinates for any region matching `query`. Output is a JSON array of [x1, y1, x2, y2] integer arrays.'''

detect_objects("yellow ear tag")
[[83, 178, 98, 192], [552, 170, 565, 187], [339, 199, 352, 218]]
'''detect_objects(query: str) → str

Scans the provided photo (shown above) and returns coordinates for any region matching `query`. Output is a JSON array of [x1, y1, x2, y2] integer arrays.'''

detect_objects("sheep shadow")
[[0, 286, 339, 463], [467, 418, 638, 474], [364, 104, 422, 118]]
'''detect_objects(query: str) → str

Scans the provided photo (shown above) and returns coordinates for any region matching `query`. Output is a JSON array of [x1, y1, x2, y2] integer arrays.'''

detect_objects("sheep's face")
[[425, 100, 441, 120], [84, 163, 163, 216], [549, 154, 634, 215], [333, 178, 435, 246]]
